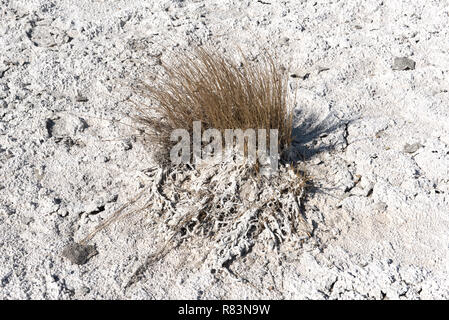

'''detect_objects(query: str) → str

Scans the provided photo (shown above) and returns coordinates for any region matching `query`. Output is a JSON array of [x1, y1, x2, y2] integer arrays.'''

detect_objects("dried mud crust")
[[1, 0, 449, 299]]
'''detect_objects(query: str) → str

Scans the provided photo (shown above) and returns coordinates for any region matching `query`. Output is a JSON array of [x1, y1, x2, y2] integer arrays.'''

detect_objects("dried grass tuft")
[[73, 46, 310, 282], [123, 46, 310, 270], [131, 46, 293, 164]]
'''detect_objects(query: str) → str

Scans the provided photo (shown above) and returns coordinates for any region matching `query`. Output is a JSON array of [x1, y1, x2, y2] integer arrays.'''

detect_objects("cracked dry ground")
[[1, 0, 449, 299]]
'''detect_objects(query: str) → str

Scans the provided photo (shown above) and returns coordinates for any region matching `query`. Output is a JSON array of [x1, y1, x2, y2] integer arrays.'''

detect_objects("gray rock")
[[62, 243, 98, 265], [392, 57, 416, 71], [403, 142, 422, 154]]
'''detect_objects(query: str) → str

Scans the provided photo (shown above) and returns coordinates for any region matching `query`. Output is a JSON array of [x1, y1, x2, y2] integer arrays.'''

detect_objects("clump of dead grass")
[[72, 46, 310, 282], [123, 46, 310, 268], [132, 46, 293, 164]]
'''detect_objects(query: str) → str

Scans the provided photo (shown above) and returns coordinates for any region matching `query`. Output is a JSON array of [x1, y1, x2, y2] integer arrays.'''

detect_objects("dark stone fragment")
[[62, 242, 97, 265]]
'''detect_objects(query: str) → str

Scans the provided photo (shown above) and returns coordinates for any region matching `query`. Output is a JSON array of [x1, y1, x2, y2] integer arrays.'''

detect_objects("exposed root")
[[139, 156, 310, 268]]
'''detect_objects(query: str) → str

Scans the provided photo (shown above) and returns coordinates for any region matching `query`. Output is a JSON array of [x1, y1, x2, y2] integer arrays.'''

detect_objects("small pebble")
[[403, 142, 422, 153], [62, 243, 97, 265], [392, 57, 416, 71]]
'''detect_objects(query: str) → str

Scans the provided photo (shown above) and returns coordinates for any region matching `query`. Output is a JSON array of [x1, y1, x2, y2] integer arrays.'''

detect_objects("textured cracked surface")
[[1, 0, 448, 299]]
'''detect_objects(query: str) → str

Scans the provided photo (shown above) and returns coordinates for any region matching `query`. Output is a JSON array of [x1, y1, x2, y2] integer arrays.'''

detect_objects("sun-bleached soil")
[[0, 0, 448, 299]]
